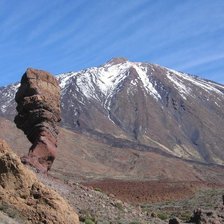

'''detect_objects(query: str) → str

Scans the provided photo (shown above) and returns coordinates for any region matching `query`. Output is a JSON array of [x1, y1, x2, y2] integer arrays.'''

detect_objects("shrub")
[[84, 218, 95, 224], [94, 187, 102, 192], [180, 212, 191, 222], [157, 212, 168, 220], [79, 209, 97, 223]]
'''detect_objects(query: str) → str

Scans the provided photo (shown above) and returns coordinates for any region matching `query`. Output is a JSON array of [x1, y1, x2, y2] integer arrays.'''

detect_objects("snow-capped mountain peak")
[[1, 58, 224, 166], [1, 59, 224, 115], [58, 59, 163, 104], [57, 58, 224, 107]]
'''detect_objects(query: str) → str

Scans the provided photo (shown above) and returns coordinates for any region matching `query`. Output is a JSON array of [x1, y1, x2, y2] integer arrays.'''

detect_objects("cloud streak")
[[0, 0, 224, 86]]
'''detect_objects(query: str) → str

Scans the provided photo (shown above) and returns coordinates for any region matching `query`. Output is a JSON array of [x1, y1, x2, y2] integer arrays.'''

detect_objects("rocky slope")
[[0, 137, 170, 224], [0, 58, 224, 166], [0, 139, 79, 224]]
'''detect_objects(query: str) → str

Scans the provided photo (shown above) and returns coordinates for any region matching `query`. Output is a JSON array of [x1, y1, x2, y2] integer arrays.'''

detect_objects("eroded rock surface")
[[0, 139, 79, 224], [14, 68, 61, 172]]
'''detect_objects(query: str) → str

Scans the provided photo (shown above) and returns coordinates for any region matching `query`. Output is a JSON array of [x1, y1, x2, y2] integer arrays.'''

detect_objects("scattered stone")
[[169, 217, 181, 224], [150, 212, 157, 218], [14, 68, 61, 173], [0, 211, 21, 224], [190, 207, 223, 224]]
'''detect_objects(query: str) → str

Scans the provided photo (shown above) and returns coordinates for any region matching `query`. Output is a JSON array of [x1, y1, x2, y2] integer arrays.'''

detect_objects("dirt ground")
[[82, 179, 224, 204]]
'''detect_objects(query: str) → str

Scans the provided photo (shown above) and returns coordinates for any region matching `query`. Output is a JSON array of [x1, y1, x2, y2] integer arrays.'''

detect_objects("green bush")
[[180, 212, 191, 222], [84, 218, 95, 224], [157, 212, 168, 220], [94, 187, 102, 192]]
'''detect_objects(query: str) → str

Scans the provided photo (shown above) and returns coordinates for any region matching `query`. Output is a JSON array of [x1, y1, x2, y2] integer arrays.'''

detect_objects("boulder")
[[169, 217, 181, 224]]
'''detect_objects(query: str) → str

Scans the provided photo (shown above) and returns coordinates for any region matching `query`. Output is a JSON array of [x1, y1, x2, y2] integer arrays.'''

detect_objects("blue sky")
[[0, 0, 224, 86]]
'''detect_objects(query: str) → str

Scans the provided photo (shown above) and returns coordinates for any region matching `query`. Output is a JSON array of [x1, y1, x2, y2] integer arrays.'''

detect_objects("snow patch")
[[215, 102, 220, 107], [166, 72, 191, 100], [132, 64, 161, 100], [76, 71, 99, 100], [57, 61, 162, 113], [130, 79, 138, 86], [58, 72, 76, 89], [96, 63, 130, 96], [167, 68, 224, 96], [0, 105, 7, 113]]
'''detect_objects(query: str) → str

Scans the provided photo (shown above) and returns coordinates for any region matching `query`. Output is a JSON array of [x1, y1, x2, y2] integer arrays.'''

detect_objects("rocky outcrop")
[[169, 217, 182, 224], [14, 68, 61, 172], [190, 207, 224, 224], [0, 139, 79, 224]]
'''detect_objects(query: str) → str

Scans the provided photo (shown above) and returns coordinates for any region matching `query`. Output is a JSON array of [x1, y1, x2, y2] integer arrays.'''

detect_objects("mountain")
[[1, 116, 224, 185], [1, 58, 224, 166]]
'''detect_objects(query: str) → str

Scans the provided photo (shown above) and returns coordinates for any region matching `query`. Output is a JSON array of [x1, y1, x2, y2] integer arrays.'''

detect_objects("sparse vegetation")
[[157, 212, 168, 220], [141, 188, 224, 222], [79, 209, 97, 224], [84, 218, 95, 224], [115, 202, 124, 211], [179, 211, 191, 222], [129, 221, 142, 224], [94, 187, 102, 192]]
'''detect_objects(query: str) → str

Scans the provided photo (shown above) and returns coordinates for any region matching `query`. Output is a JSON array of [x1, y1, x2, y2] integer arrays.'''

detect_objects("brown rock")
[[0, 139, 79, 224], [190, 208, 223, 224], [14, 68, 61, 172]]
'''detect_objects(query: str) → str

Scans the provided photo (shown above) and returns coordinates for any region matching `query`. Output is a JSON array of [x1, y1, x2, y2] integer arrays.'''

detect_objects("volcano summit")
[[1, 58, 224, 167]]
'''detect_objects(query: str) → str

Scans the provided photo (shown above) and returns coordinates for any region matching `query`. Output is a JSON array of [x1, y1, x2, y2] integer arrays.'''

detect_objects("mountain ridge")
[[0, 58, 224, 166]]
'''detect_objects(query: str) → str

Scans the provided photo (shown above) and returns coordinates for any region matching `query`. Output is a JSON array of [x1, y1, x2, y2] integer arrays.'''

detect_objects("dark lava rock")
[[190, 208, 224, 224], [169, 217, 181, 224]]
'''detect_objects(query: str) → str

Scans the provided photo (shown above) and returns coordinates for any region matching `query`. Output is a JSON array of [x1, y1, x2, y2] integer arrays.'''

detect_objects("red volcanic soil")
[[82, 179, 224, 204]]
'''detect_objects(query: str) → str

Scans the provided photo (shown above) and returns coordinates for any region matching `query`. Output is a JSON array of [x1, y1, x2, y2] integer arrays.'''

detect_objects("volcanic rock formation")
[[190, 207, 224, 224], [14, 68, 61, 172], [0, 139, 79, 224]]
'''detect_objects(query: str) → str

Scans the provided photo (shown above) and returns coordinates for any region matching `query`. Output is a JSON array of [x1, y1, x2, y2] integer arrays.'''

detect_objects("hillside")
[[1, 58, 224, 166], [1, 117, 224, 185], [1, 117, 224, 223], [0, 139, 79, 224]]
